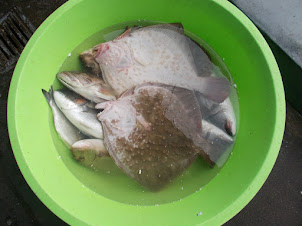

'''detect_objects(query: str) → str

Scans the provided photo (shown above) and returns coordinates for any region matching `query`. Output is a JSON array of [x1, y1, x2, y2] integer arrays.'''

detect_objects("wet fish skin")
[[93, 24, 230, 103], [53, 89, 103, 139], [42, 87, 86, 148], [97, 83, 209, 190], [79, 48, 102, 76], [71, 139, 109, 167], [71, 139, 109, 156], [186, 36, 213, 77], [71, 138, 120, 172], [57, 71, 116, 103]]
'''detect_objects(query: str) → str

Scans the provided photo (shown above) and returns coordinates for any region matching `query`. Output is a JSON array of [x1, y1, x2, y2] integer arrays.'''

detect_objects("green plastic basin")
[[7, 0, 285, 225]]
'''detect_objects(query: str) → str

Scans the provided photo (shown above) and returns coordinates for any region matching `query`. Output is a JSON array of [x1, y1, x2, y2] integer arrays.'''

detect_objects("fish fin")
[[130, 25, 142, 32], [186, 36, 213, 77], [168, 23, 184, 30], [197, 148, 215, 167], [136, 114, 151, 131], [166, 86, 202, 135], [199, 76, 230, 103], [119, 25, 142, 36], [95, 101, 111, 109], [42, 86, 54, 104], [115, 25, 143, 40], [146, 23, 185, 35], [115, 27, 133, 40], [85, 100, 98, 109], [97, 84, 116, 101], [42, 89, 50, 103], [120, 86, 136, 98]]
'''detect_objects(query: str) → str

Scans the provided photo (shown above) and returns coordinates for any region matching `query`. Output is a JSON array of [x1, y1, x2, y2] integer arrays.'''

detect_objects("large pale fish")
[[96, 83, 217, 190], [42, 87, 86, 148], [92, 24, 230, 103], [53, 89, 103, 139], [57, 71, 116, 103]]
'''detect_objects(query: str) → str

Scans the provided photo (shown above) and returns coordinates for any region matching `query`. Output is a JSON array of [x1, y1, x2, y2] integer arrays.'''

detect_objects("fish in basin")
[[53, 89, 103, 139], [41, 23, 237, 191], [86, 23, 231, 103], [96, 83, 231, 190]]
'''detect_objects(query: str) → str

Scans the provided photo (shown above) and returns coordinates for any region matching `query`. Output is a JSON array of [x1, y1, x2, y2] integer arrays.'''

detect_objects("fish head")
[[94, 41, 133, 73], [57, 71, 116, 102], [97, 100, 137, 139], [57, 71, 99, 89]]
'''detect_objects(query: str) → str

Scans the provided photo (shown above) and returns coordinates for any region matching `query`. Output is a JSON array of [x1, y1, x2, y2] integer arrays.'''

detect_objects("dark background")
[[0, 1, 301, 225]]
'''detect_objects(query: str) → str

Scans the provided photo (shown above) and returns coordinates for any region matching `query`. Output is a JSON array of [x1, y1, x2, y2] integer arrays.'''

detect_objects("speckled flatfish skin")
[[97, 83, 211, 190]]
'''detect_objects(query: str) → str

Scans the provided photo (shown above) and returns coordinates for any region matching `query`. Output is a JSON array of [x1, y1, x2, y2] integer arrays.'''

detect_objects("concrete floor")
[[0, 1, 301, 225]]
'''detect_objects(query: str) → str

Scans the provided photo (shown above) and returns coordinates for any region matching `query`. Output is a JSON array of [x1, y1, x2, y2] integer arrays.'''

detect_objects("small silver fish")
[[71, 139, 109, 166], [71, 139, 108, 155], [42, 87, 86, 148], [93, 24, 230, 103], [57, 71, 116, 103], [53, 89, 103, 139], [71, 139, 119, 172]]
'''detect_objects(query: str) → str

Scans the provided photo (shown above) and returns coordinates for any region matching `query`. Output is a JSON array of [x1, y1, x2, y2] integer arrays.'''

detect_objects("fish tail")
[[42, 86, 54, 105]]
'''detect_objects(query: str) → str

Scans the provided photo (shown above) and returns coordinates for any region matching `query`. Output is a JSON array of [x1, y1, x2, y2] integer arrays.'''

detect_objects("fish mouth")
[[57, 72, 80, 84], [57, 76, 77, 91]]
